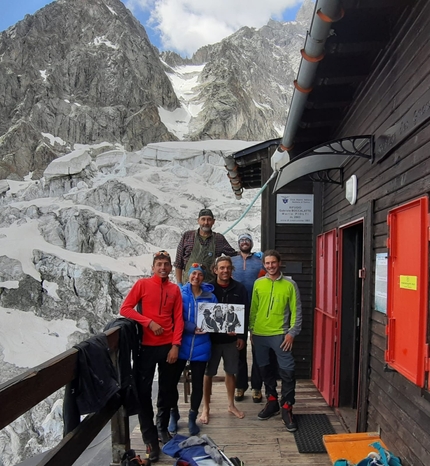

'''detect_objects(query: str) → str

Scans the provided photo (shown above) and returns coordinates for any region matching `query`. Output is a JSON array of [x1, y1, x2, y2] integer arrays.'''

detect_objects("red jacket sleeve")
[[119, 280, 152, 328], [172, 285, 184, 346]]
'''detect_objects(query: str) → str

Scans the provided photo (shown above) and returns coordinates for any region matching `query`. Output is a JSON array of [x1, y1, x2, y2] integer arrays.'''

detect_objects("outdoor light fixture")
[[345, 175, 357, 205]]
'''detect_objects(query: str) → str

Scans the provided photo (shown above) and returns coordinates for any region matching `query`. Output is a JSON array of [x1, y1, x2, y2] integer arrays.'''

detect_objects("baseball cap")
[[199, 208, 214, 218]]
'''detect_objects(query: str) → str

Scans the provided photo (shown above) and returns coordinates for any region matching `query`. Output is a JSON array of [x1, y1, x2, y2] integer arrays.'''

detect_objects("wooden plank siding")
[[275, 179, 315, 379], [314, 0, 430, 464]]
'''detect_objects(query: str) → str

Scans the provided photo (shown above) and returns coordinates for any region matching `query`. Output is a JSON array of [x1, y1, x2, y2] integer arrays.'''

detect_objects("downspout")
[[271, 0, 344, 172], [224, 155, 244, 200]]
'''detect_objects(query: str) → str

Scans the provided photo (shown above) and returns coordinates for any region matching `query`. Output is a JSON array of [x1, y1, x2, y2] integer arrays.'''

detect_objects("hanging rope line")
[[222, 170, 278, 235]]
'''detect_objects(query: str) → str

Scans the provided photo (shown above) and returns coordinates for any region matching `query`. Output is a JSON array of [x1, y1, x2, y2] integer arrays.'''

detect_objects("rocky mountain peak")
[[0, 0, 312, 181], [0, 0, 180, 180]]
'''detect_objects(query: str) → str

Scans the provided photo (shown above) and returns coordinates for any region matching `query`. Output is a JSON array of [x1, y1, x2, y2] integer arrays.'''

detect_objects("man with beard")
[[231, 233, 266, 403], [199, 255, 249, 424], [250, 249, 302, 433], [174, 209, 237, 285]]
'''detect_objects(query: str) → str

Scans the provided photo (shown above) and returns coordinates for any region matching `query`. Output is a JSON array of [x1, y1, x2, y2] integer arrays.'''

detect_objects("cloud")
[[125, 0, 302, 56]]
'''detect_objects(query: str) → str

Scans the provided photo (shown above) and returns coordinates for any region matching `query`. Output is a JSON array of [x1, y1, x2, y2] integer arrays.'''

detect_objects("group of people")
[[120, 209, 302, 463]]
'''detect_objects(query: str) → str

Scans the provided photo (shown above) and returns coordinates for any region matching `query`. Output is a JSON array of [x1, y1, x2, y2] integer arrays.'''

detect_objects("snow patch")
[[105, 4, 117, 16], [41, 133, 67, 146], [43, 149, 91, 179], [39, 70, 48, 81], [158, 106, 191, 140], [0, 306, 84, 368], [92, 36, 118, 49], [42, 280, 61, 301], [0, 281, 19, 289]]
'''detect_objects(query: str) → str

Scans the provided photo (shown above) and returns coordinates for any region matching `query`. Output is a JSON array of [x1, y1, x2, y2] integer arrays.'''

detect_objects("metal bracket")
[[308, 168, 343, 185]]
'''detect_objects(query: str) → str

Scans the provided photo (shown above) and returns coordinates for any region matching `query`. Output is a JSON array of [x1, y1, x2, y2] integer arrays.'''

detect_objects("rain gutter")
[[271, 0, 344, 172]]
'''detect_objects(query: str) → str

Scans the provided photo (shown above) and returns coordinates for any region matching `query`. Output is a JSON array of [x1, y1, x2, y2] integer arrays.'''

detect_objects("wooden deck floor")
[[131, 379, 345, 465]]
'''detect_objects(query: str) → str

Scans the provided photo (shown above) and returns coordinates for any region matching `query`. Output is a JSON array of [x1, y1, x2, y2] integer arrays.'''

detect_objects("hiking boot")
[[157, 429, 172, 445], [168, 407, 180, 434], [257, 395, 280, 420], [145, 441, 160, 462], [235, 388, 245, 402], [188, 409, 200, 436], [122, 448, 151, 465], [252, 389, 262, 403], [282, 402, 297, 432]]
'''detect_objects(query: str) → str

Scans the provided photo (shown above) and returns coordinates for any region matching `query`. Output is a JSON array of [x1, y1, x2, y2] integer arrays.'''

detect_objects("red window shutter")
[[386, 196, 429, 387]]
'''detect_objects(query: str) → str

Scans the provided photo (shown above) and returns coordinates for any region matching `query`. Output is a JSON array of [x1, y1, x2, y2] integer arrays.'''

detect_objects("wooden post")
[[110, 343, 130, 466]]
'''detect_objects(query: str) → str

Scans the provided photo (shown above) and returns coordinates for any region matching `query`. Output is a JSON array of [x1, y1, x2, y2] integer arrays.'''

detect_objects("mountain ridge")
[[0, 0, 313, 180]]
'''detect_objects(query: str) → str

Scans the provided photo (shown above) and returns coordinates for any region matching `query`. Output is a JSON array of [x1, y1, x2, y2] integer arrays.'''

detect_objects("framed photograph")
[[197, 303, 245, 333]]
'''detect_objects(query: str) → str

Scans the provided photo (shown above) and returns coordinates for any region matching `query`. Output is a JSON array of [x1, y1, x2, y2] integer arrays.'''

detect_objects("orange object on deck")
[[323, 432, 388, 464]]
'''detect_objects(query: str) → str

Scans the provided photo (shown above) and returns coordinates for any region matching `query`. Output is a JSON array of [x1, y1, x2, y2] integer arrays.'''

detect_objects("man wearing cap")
[[225, 305, 241, 333], [120, 250, 184, 462], [231, 233, 266, 403], [174, 209, 236, 285], [201, 308, 220, 333]]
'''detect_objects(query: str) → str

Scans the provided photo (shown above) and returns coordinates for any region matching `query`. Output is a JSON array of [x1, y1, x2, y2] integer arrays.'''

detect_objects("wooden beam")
[[0, 328, 120, 430]]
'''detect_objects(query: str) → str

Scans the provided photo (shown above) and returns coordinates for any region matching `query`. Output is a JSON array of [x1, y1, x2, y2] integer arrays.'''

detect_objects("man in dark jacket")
[[199, 255, 249, 424]]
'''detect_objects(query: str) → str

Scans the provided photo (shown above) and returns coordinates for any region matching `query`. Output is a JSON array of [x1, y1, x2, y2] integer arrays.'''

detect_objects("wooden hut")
[[226, 1, 430, 464]]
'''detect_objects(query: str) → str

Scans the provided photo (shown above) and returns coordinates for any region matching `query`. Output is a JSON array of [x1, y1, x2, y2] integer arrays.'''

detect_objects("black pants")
[[236, 344, 279, 392], [171, 358, 207, 413], [136, 344, 179, 443]]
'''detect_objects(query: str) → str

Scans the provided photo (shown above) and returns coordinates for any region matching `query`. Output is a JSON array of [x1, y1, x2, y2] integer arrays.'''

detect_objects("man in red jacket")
[[120, 250, 184, 463]]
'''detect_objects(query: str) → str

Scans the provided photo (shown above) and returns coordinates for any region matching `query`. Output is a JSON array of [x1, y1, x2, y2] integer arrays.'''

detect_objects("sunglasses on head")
[[190, 263, 206, 270], [153, 250, 170, 258], [214, 254, 231, 265]]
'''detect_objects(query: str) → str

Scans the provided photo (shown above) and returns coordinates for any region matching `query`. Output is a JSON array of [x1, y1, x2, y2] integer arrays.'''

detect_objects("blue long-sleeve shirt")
[[231, 253, 263, 301]]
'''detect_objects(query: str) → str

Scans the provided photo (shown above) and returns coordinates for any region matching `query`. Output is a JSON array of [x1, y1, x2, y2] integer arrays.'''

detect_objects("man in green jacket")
[[250, 249, 302, 432]]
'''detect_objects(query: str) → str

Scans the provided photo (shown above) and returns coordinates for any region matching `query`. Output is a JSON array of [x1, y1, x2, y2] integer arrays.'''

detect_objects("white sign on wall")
[[374, 252, 388, 314], [276, 194, 314, 224]]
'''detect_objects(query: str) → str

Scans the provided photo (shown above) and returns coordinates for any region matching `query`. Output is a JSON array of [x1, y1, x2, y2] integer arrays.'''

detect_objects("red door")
[[312, 229, 338, 405], [386, 196, 429, 387]]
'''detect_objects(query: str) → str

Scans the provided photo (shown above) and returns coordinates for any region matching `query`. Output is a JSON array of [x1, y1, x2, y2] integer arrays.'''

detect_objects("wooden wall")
[[269, 179, 316, 379], [317, 1, 430, 464]]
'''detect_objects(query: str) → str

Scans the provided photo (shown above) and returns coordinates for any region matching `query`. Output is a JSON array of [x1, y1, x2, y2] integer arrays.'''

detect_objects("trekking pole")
[[201, 435, 235, 466]]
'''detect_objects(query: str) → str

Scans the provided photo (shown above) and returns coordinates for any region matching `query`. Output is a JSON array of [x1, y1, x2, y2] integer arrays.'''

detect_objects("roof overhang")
[[273, 136, 373, 192]]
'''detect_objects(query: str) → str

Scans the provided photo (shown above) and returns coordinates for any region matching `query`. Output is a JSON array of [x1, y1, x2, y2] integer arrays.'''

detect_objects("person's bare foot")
[[228, 405, 245, 419], [199, 410, 210, 424]]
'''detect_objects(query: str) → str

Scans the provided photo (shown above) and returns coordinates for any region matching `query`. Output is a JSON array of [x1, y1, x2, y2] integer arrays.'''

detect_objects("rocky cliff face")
[[0, 0, 313, 180], [0, 0, 180, 180], [186, 19, 307, 141]]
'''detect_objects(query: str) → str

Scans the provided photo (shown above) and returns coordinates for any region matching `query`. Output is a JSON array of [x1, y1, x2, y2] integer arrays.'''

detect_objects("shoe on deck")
[[282, 402, 297, 432], [145, 441, 160, 463], [157, 429, 172, 445], [252, 389, 262, 403], [235, 388, 245, 402], [168, 408, 180, 434], [257, 395, 280, 420]]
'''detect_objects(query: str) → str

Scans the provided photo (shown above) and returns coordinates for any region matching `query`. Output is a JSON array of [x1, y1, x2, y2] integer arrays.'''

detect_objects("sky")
[[1, 0, 304, 56]]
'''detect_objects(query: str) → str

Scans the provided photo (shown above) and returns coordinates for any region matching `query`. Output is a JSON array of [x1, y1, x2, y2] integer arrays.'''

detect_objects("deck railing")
[[0, 327, 129, 466]]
